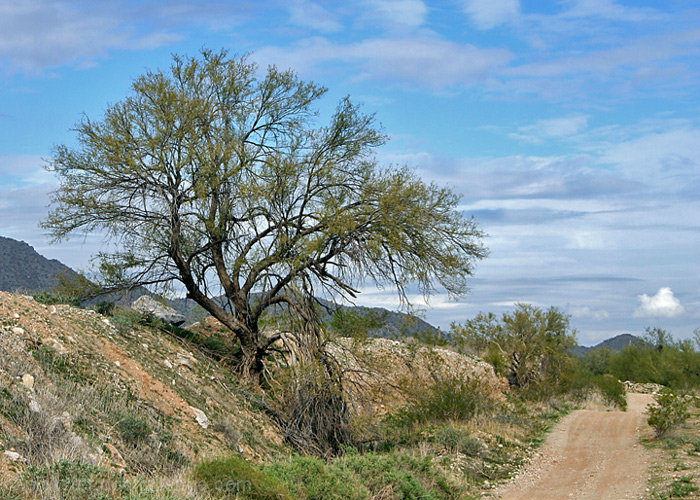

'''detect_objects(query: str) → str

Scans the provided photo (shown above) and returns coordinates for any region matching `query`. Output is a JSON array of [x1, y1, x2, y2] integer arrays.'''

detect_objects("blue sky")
[[1, 0, 698, 345]]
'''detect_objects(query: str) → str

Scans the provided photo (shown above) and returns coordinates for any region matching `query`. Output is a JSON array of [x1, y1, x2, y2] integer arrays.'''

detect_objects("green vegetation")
[[193, 455, 295, 499], [594, 374, 627, 411], [648, 390, 693, 438], [43, 49, 486, 380], [451, 304, 578, 399]]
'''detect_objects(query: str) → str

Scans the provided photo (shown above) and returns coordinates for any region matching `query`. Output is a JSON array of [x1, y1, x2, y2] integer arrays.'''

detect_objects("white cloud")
[[461, 0, 520, 29], [288, 1, 342, 33], [0, 1, 183, 73], [255, 36, 512, 89], [512, 114, 589, 143], [634, 287, 685, 318], [0, 154, 50, 186], [363, 0, 428, 29], [570, 306, 609, 320]]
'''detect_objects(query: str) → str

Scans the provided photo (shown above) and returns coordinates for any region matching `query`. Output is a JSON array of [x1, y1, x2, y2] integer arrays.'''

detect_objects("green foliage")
[[397, 375, 494, 426], [608, 338, 700, 389], [451, 304, 577, 398], [435, 426, 483, 456], [193, 455, 295, 500], [668, 476, 698, 497], [32, 290, 81, 307], [109, 307, 145, 335], [647, 389, 692, 438], [43, 48, 486, 378], [18, 460, 127, 499], [116, 416, 152, 445], [266, 456, 368, 500], [327, 308, 382, 341], [594, 374, 627, 410], [335, 450, 456, 499]]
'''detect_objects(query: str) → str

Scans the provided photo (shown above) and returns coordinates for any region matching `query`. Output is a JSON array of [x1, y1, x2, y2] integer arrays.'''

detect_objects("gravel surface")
[[493, 393, 654, 500]]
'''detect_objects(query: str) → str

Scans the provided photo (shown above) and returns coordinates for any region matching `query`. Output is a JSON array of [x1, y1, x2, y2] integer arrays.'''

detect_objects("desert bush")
[[336, 450, 457, 499], [435, 426, 483, 457], [110, 307, 145, 335], [266, 456, 368, 500], [647, 389, 691, 437], [116, 415, 152, 445], [193, 455, 294, 500], [15, 460, 127, 500], [399, 375, 494, 425], [595, 374, 627, 410], [32, 291, 81, 307]]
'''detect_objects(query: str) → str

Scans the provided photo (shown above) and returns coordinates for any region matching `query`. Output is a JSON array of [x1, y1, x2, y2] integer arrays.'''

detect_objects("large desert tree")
[[43, 50, 486, 377]]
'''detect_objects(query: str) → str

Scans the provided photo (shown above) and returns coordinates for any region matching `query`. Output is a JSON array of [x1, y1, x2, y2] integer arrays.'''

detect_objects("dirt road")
[[495, 393, 654, 500]]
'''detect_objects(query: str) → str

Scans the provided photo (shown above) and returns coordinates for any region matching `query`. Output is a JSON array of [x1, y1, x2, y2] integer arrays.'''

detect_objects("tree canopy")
[[43, 50, 487, 376]]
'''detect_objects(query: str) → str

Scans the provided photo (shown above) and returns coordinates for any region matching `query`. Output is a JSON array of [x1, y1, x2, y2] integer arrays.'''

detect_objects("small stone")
[[28, 399, 42, 413], [141, 343, 148, 350], [189, 406, 210, 428], [104, 443, 127, 468], [114, 361, 121, 368], [50, 306, 57, 314], [163, 360, 173, 369], [13, 313, 19, 319], [3, 450, 24, 462], [102, 318, 112, 326], [11, 327, 25, 335], [21, 373, 35, 390], [175, 353, 193, 367]]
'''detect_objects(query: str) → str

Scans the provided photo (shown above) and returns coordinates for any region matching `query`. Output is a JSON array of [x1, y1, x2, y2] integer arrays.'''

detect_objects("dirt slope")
[[494, 393, 654, 500]]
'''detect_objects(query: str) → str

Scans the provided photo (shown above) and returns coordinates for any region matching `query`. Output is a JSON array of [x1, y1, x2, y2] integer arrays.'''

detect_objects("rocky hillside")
[[0, 237, 81, 293], [0, 292, 506, 497], [0, 292, 284, 481]]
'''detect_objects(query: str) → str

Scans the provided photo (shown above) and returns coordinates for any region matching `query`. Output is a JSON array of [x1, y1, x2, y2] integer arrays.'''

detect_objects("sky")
[[0, 0, 698, 345]]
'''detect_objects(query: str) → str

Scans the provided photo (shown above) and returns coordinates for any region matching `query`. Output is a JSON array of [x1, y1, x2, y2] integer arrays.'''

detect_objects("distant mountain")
[[0, 236, 82, 292], [571, 333, 644, 357]]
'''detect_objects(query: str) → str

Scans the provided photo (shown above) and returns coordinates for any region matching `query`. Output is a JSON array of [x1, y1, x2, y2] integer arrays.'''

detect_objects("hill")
[[0, 291, 512, 499], [571, 333, 644, 357], [0, 236, 81, 293]]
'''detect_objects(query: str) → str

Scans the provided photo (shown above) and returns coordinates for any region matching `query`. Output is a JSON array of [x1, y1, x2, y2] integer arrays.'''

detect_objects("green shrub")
[[435, 426, 483, 457], [266, 456, 368, 500], [32, 291, 82, 307], [194, 455, 294, 500], [401, 376, 493, 425], [336, 451, 456, 499], [18, 460, 127, 499], [117, 416, 152, 445], [668, 476, 698, 497], [110, 308, 145, 335], [595, 374, 627, 410], [647, 389, 691, 438]]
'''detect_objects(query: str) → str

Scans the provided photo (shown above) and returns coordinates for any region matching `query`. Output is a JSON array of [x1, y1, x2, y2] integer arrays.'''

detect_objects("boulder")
[[131, 295, 185, 326]]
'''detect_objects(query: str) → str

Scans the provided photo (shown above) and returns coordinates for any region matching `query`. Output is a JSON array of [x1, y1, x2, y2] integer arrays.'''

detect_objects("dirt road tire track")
[[495, 393, 654, 500]]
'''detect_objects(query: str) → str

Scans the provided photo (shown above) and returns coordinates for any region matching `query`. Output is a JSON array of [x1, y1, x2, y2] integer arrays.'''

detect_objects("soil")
[[494, 393, 654, 500]]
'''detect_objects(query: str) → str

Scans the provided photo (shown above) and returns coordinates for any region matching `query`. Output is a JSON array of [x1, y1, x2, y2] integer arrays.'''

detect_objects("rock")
[[11, 327, 25, 335], [13, 313, 19, 319], [131, 295, 185, 326], [45, 338, 69, 354], [3, 450, 24, 462], [189, 406, 210, 429], [28, 399, 42, 413], [21, 373, 35, 390], [163, 359, 173, 369], [104, 443, 127, 469], [175, 353, 194, 368]]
